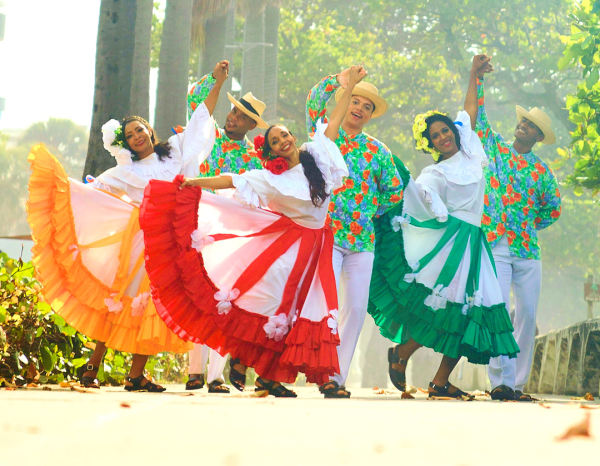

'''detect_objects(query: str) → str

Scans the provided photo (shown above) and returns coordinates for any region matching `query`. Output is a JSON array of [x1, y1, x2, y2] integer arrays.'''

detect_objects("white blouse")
[[407, 111, 489, 227], [92, 103, 215, 205], [227, 120, 349, 229]]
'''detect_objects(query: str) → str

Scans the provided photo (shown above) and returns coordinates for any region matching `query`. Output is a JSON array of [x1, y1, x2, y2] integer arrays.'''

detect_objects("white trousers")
[[329, 246, 374, 386], [189, 344, 228, 384], [488, 236, 542, 391]]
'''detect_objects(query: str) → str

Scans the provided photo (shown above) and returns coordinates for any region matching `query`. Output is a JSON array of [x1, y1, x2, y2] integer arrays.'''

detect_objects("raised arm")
[[464, 54, 493, 130], [324, 66, 367, 141], [202, 61, 229, 116], [187, 60, 228, 120], [306, 75, 340, 135], [180, 175, 234, 190]]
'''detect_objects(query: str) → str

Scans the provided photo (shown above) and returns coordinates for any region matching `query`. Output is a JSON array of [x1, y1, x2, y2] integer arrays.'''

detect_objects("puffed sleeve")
[[411, 169, 448, 222], [302, 119, 349, 193], [168, 102, 216, 177], [228, 170, 277, 208]]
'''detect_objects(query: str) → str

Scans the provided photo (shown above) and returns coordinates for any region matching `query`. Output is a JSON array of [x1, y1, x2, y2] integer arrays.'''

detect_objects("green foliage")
[[0, 252, 188, 386], [0, 252, 90, 386], [558, 0, 600, 195]]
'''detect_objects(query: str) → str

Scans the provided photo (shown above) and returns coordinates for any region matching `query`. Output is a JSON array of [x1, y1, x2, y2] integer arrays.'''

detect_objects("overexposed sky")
[[0, 0, 101, 130]]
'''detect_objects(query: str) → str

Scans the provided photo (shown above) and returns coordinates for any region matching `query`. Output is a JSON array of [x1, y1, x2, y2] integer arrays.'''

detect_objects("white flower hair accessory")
[[102, 119, 133, 166], [263, 314, 289, 341]]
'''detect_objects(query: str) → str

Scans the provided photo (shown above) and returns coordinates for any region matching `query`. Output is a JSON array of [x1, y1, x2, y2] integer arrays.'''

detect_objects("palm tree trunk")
[[199, 3, 235, 125], [129, 0, 154, 120], [263, 5, 279, 122], [84, 0, 138, 179], [241, 9, 265, 103], [154, 0, 194, 139]]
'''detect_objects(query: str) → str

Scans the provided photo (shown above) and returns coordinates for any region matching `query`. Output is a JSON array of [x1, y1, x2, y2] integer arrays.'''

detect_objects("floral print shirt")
[[476, 78, 561, 260], [306, 75, 404, 253], [188, 74, 262, 177]]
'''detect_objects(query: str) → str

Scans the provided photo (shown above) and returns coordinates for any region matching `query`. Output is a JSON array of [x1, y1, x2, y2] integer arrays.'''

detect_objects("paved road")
[[1, 385, 599, 466]]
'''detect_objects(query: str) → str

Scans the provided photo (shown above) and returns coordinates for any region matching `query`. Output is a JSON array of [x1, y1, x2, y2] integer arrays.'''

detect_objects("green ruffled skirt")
[[368, 157, 519, 365]]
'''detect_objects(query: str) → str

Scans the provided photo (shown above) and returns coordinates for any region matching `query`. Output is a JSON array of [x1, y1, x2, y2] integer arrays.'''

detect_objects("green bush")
[[0, 252, 189, 386]]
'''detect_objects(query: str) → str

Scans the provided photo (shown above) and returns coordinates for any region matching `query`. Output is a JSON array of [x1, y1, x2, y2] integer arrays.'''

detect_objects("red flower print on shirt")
[[352, 211, 361, 220], [362, 169, 370, 180], [551, 209, 560, 219], [497, 223, 506, 235], [482, 214, 491, 225], [363, 151, 374, 163], [345, 178, 355, 189], [535, 163, 546, 174], [361, 181, 369, 194], [350, 222, 363, 235], [531, 171, 539, 182], [490, 177, 500, 189], [354, 193, 364, 204], [487, 231, 497, 242]]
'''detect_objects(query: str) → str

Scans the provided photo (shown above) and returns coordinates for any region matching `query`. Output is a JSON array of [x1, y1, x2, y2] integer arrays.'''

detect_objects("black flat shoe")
[[490, 384, 515, 401], [228, 358, 246, 392], [388, 347, 407, 391], [185, 374, 205, 390], [208, 380, 230, 393], [124, 374, 166, 393], [78, 362, 100, 389], [428, 382, 473, 400], [255, 377, 297, 398], [319, 381, 351, 398]]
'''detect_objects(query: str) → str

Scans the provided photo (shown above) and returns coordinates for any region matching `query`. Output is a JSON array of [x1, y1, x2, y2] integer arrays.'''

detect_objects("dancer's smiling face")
[[514, 117, 544, 146], [428, 121, 459, 157], [224, 107, 257, 140], [124, 121, 154, 159], [344, 95, 374, 132], [267, 125, 298, 160]]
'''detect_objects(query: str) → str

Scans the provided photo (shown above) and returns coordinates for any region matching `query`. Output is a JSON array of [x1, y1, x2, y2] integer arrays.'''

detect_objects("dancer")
[[27, 90, 214, 391], [185, 60, 265, 393], [465, 55, 561, 401], [306, 69, 404, 397], [141, 66, 369, 397], [369, 97, 520, 399]]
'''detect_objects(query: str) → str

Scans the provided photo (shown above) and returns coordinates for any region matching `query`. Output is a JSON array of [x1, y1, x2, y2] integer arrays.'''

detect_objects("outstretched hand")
[[348, 65, 368, 86], [213, 60, 229, 83], [471, 54, 493, 78], [338, 65, 368, 88], [180, 177, 200, 188]]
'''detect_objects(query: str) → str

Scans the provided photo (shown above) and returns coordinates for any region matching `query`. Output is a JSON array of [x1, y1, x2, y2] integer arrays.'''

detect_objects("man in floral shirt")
[[307, 68, 404, 397], [465, 55, 562, 401], [187, 60, 267, 177], [185, 60, 267, 393]]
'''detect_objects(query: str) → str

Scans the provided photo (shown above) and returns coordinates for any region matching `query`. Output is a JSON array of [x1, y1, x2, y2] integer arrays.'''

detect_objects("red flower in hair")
[[266, 157, 289, 175], [254, 133, 266, 160]]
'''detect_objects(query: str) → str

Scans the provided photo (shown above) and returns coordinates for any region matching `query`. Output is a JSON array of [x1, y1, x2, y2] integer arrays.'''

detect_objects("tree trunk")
[[241, 9, 265, 102], [129, 0, 153, 120], [154, 0, 194, 139], [84, 0, 138, 179], [263, 6, 279, 122]]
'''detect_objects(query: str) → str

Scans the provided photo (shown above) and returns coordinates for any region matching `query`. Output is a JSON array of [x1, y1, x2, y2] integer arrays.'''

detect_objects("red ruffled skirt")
[[140, 176, 341, 384]]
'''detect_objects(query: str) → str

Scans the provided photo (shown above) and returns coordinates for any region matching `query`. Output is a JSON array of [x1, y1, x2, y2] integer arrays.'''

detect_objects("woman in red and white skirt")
[[140, 66, 368, 397]]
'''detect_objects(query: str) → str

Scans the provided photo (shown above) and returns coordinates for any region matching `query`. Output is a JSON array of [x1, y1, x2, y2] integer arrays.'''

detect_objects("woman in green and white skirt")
[[368, 109, 519, 398]]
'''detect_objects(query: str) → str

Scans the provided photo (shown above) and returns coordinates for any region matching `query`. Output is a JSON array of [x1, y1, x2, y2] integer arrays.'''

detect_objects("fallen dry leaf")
[[401, 391, 415, 399], [417, 387, 429, 394], [374, 388, 385, 395], [59, 381, 79, 388], [120, 403, 131, 408], [180, 392, 194, 397], [373, 386, 379, 391], [585, 393, 595, 401], [25, 383, 39, 388], [42, 386, 52, 391], [556, 413, 592, 441], [252, 389, 269, 398]]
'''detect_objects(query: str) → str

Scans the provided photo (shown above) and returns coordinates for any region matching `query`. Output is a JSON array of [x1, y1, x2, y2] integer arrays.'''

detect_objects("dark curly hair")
[[422, 113, 462, 163], [121, 116, 171, 161], [263, 125, 328, 207]]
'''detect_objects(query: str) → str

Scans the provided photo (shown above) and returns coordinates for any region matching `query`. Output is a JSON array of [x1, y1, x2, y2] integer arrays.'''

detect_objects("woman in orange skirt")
[[27, 99, 215, 391]]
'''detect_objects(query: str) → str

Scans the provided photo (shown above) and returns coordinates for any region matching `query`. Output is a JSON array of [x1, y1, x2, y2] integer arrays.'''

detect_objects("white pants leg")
[[189, 343, 210, 375], [206, 350, 228, 384], [330, 246, 374, 386], [512, 256, 542, 391], [487, 236, 541, 391]]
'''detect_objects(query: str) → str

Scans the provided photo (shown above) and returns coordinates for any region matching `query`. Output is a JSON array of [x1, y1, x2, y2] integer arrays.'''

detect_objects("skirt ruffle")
[[26, 144, 191, 355], [368, 165, 519, 364], [139, 177, 340, 384]]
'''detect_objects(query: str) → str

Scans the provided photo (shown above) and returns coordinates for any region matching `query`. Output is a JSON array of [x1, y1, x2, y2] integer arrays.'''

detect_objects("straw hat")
[[227, 92, 269, 129], [515, 106, 556, 145], [334, 82, 388, 119]]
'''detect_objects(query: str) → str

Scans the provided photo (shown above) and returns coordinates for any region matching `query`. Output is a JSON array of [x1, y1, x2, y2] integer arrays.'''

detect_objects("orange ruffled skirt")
[[26, 144, 191, 355]]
